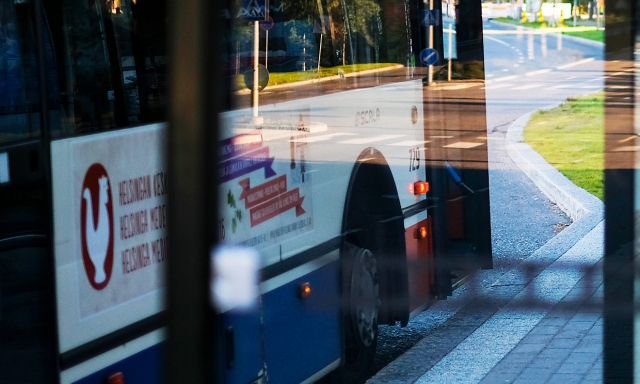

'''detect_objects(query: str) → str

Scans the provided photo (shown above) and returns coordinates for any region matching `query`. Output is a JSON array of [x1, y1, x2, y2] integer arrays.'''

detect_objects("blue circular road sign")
[[420, 48, 439, 66]]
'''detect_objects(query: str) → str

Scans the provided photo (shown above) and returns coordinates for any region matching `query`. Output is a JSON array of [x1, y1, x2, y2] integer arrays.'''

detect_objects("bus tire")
[[339, 242, 380, 382]]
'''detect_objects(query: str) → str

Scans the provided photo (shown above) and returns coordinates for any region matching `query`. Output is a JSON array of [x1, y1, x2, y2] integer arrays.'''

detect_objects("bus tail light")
[[411, 181, 429, 195], [414, 226, 428, 239], [108, 373, 124, 384], [299, 282, 311, 299]]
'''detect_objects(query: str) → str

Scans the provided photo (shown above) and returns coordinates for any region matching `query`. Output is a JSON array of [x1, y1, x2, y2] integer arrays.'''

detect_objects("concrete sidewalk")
[[367, 107, 604, 384]]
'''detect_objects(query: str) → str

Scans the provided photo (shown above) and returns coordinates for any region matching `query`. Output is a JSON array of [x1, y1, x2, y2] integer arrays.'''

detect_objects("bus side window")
[[0, 0, 44, 145], [42, 0, 166, 135]]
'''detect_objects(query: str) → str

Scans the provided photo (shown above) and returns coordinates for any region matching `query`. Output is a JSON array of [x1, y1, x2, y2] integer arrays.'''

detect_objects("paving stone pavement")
[[368, 222, 604, 384], [478, 259, 603, 384]]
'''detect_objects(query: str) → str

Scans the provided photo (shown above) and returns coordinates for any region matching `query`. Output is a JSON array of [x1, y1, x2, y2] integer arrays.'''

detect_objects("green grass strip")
[[234, 63, 400, 90], [523, 92, 604, 200], [493, 17, 604, 42], [561, 29, 604, 42]]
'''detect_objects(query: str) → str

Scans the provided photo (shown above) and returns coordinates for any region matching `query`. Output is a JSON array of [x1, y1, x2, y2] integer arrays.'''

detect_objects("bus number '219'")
[[409, 147, 420, 171]]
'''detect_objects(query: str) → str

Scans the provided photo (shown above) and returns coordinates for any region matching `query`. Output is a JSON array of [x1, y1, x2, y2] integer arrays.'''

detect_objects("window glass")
[[0, 0, 43, 144], [42, 0, 166, 136]]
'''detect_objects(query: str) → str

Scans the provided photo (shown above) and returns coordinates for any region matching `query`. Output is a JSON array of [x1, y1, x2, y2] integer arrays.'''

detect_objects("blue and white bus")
[[0, 0, 491, 382]]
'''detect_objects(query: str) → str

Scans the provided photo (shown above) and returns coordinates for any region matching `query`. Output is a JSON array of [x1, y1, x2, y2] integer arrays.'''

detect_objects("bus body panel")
[[219, 80, 427, 255], [261, 260, 341, 384], [215, 80, 428, 382]]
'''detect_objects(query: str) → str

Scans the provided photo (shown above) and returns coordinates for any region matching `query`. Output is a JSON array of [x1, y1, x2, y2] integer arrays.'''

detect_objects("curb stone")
[[505, 103, 604, 223]]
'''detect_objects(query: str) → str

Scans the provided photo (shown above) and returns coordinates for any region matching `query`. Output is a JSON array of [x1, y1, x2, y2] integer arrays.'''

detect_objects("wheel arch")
[[340, 147, 409, 326]]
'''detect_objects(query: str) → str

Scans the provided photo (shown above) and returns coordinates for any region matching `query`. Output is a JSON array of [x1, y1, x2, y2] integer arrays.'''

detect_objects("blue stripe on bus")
[[222, 308, 264, 384], [261, 260, 341, 384], [72, 261, 341, 384]]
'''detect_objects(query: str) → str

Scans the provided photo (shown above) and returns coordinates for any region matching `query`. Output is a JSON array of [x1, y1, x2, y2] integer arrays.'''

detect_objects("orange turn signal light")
[[414, 226, 428, 239], [411, 181, 429, 195], [299, 282, 311, 299], [108, 373, 124, 384]]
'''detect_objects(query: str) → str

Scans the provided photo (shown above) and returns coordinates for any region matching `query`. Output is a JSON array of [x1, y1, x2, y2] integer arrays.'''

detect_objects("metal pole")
[[167, 0, 222, 380], [266, 30, 268, 69], [318, 33, 323, 73], [573, 0, 577, 26], [341, 0, 356, 65], [602, 1, 635, 379], [447, 24, 452, 82], [253, 21, 260, 122], [428, 0, 434, 85]]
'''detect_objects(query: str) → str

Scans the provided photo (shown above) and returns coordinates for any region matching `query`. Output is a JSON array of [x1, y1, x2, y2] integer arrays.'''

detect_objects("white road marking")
[[388, 140, 431, 146], [556, 57, 595, 69], [431, 83, 482, 90], [483, 83, 514, 90], [525, 68, 552, 76], [484, 35, 511, 47], [581, 85, 603, 89], [618, 136, 636, 143], [614, 145, 640, 152], [549, 84, 573, 89], [444, 142, 484, 149], [290, 133, 355, 143], [494, 75, 519, 82], [338, 134, 405, 144], [513, 83, 544, 90]]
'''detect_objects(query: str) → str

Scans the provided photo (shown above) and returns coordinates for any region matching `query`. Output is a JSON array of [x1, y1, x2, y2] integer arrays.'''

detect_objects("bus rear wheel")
[[340, 243, 380, 382]]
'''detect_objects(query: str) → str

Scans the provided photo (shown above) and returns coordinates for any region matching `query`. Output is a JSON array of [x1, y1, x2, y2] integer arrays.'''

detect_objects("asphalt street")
[[370, 20, 607, 382]]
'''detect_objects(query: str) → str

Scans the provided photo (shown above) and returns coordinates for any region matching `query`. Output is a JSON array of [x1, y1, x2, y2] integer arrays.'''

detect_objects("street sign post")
[[424, 0, 437, 85], [240, 0, 269, 123], [260, 16, 274, 68], [420, 48, 439, 66]]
